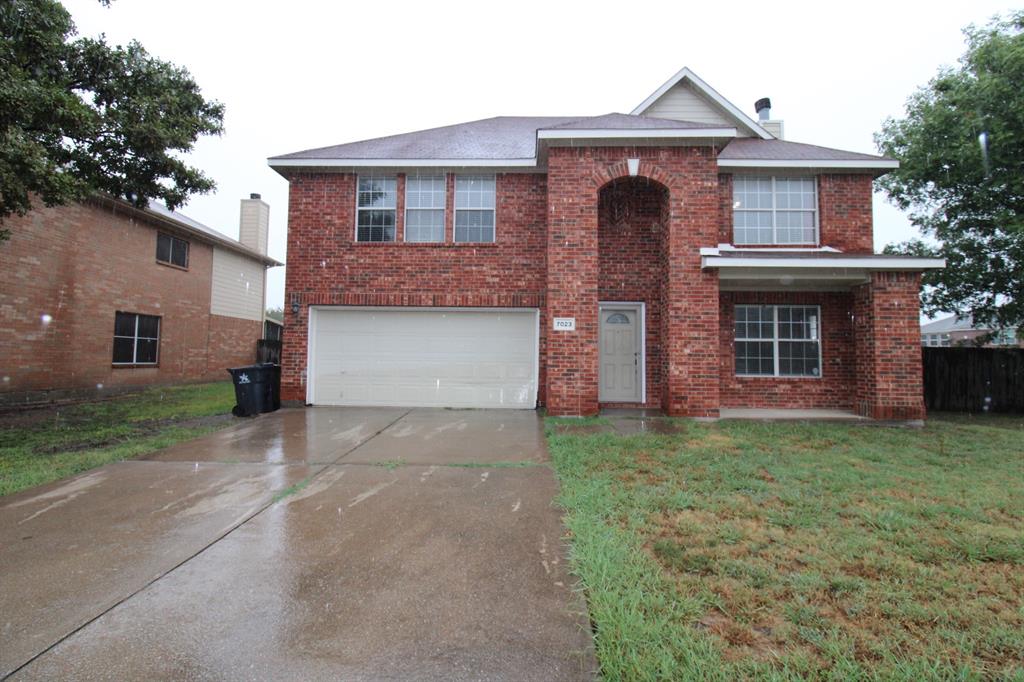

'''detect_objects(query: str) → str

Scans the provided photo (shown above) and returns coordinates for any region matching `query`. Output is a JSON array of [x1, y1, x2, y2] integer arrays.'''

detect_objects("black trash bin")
[[227, 365, 270, 417]]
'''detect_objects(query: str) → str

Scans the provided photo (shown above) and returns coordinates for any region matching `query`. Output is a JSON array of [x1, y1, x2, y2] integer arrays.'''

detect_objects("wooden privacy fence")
[[922, 347, 1024, 412], [256, 339, 282, 365]]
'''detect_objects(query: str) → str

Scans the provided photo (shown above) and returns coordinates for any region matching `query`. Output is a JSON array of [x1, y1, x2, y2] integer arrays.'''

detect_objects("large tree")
[[876, 12, 1024, 333], [0, 0, 224, 240]]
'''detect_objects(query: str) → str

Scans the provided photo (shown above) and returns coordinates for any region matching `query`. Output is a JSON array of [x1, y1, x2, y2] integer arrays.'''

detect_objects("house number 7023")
[[553, 317, 576, 331]]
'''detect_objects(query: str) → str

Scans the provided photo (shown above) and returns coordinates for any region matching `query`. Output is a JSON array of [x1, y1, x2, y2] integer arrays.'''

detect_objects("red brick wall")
[[546, 146, 720, 417], [719, 291, 856, 409], [853, 272, 925, 419], [717, 173, 875, 252], [598, 179, 667, 406], [818, 174, 875, 253], [280, 172, 549, 403], [0, 200, 262, 405]]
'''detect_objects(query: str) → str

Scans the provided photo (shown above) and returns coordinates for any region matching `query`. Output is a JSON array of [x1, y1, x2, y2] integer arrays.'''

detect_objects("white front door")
[[599, 304, 642, 403]]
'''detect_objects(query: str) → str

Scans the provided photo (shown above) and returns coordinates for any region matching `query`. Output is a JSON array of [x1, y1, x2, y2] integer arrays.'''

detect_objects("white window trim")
[[354, 175, 398, 243], [403, 174, 446, 243], [454, 174, 496, 244], [733, 175, 819, 246], [735, 304, 822, 378], [113, 312, 160, 366]]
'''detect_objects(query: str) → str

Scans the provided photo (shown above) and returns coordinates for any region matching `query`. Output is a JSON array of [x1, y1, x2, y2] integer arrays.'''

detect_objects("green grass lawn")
[[546, 415, 1024, 681], [0, 382, 237, 497]]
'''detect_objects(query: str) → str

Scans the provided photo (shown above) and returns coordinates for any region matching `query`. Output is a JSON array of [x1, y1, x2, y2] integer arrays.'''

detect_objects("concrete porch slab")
[[719, 408, 867, 421], [15, 464, 595, 681]]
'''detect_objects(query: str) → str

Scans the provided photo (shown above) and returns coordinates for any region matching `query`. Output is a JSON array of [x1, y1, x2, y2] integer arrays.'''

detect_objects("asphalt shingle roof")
[[719, 138, 891, 162]]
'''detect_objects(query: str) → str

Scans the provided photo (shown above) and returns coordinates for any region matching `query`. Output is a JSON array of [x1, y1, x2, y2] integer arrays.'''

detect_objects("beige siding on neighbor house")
[[211, 247, 265, 321], [644, 82, 750, 134]]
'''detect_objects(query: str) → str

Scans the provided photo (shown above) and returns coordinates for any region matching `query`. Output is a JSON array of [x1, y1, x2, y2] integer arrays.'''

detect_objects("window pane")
[[735, 305, 774, 339], [137, 314, 160, 339], [733, 176, 772, 210], [135, 339, 159, 364], [156, 234, 172, 263], [357, 176, 397, 209], [357, 209, 396, 242], [454, 210, 495, 243], [406, 175, 445, 209], [735, 341, 774, 375], [776, 210, 815, 243], [778, 307, 818, 340], [114, 312, 136, 337], [779, 341, 820, 376], [455, 175, 495, 209], [734, 210, 772, 245], [405, 209, 444, 243], [112, 337, 135, 363], [171, 238, 189, 267]]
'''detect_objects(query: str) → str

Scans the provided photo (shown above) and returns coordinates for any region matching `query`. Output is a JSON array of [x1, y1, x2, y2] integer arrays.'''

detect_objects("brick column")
[[852, 271, 925, 420], [545, 148, 600, 416], [661, 150, 720, 417]]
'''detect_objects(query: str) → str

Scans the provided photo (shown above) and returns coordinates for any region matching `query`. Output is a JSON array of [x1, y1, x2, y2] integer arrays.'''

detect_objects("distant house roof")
[[94, 195, 282, 267], [920, 315, 987, 334]]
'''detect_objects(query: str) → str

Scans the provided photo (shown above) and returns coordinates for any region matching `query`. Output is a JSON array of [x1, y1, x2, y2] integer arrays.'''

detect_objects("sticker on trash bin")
[[238, 373, 251, 384]]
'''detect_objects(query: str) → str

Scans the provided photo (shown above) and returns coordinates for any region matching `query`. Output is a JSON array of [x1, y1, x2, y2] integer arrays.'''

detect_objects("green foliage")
[[876, 12, 1024, 333], [0, 0, 224, 239], [546, 416, 1024, 679]]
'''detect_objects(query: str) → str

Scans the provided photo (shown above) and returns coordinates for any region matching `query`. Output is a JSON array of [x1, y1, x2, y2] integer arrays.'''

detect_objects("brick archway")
[[590, 160, 677, 193]]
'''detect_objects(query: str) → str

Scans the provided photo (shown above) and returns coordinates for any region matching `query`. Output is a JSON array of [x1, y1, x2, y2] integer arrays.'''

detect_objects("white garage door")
[[309, 308, 538, 408]]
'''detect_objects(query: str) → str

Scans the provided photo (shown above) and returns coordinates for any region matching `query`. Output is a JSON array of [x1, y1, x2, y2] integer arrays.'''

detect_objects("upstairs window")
[[156, 233, 189, 268], [735, 305, 820, 377], [454, 175, 496, 243], [733, 176, 817, 245], [356, 175, 397, 242], [405, 175, 446, 243], [113, 312, 160, 365]]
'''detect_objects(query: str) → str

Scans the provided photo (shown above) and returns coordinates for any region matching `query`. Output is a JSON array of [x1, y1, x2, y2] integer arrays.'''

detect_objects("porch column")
[[852, 271, 925, 420], [662, 151, 720, 417], [545, 148, 600, 416]]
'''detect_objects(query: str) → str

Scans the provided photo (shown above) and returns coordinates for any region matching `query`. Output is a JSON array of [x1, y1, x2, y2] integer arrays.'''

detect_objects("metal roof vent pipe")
[[754, 97, 785, 140]]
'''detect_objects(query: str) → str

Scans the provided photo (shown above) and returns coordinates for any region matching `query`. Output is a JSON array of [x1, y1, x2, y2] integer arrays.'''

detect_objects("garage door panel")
[[311, 309, 537, 409]]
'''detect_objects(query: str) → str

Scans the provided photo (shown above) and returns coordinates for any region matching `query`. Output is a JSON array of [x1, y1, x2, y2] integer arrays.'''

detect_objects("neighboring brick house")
[[0, 194, 281, 406], [921, 315, 1022, 348], [269, 67, 942, 420]]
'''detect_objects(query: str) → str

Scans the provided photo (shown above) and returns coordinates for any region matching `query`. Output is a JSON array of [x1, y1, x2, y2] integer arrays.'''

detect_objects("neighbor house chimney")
[[754, 97, 785, 139], [239, 193, 269, 255]]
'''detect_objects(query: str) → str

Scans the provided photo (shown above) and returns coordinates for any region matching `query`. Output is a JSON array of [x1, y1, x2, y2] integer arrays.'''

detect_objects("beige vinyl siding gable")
[[644, 82, 751, 135], [210, 247, 265, 321]]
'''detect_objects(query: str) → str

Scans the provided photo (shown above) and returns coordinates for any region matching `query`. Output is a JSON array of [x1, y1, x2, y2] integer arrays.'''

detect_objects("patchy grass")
[[546, 416, 1024, 680], [0, 382, 237, 497]]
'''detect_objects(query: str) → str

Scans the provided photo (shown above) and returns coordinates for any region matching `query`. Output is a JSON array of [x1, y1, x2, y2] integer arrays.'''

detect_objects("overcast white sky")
[[63, 0, 1015, 308]]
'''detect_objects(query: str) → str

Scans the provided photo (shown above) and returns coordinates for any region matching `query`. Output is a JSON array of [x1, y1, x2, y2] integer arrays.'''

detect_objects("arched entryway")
[[597, 177, 670, 407]]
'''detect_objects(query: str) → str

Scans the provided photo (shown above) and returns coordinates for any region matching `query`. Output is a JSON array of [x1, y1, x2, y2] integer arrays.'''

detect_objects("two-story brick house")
[[0, 194, 280, 406], [270, 67, 942, 420]]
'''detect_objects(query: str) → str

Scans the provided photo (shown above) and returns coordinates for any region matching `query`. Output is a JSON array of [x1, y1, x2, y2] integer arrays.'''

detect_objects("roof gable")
[[631, 67, 772, 140]]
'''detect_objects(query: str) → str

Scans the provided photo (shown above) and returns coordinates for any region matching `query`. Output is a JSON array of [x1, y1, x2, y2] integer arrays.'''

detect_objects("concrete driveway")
[[0, 408, 595, 681]]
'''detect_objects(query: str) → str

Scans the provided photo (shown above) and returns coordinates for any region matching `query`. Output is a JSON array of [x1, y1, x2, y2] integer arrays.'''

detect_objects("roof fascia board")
[[631, 67, 773, 140], [718, 159, 899, 170], [537, 127, 736, 140], [703, 256, 945, 270], [268, 158, 539, 168]]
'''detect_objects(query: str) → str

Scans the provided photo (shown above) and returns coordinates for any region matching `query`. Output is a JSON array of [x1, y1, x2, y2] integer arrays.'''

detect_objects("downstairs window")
[[735, 305, 820, 377], [113, 312, 161, 365]]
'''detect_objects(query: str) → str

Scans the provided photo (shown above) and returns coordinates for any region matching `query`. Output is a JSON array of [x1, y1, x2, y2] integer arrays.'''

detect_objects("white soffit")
[[702, 255, 946, 270], [631, 67, 773, 140]]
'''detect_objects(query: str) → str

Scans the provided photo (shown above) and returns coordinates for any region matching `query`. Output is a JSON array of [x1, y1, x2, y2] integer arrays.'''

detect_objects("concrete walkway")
[[0, 408, 595, 681]]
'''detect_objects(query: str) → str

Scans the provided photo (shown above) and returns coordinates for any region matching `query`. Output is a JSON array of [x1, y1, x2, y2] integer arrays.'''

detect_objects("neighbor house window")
[[733, 176, 817, 245], [113, 312, 160, 365], [404, 175, 446, 243], [156, 232, 189, 268], [356, 175, 397, 242], [735, 305, 820, 377], [454, 175, 496, 243], [922, 333, 951, 347]]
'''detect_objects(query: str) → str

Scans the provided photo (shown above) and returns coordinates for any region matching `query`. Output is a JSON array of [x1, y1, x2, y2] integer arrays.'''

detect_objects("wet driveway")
[[0, 408, 595, 680]]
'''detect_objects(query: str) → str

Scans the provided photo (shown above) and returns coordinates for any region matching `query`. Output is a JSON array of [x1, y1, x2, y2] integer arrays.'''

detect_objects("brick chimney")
[[239, 193, 269, 255]]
